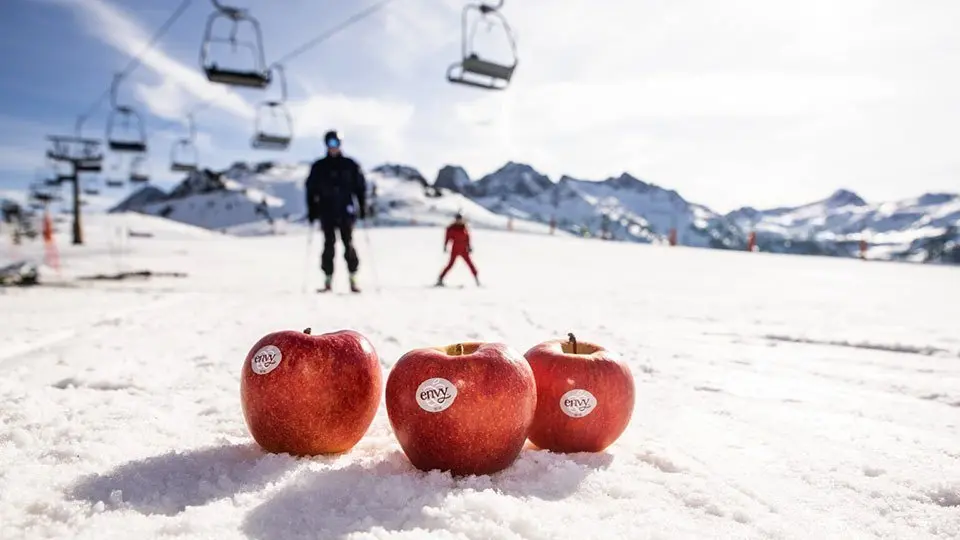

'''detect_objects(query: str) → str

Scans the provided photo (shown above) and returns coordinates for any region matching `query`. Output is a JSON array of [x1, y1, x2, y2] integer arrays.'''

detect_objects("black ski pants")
[[321, 219, 359, 276]]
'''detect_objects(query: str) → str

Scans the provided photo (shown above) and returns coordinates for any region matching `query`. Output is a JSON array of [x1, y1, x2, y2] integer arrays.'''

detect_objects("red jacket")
[[445, 223, 470, 252]]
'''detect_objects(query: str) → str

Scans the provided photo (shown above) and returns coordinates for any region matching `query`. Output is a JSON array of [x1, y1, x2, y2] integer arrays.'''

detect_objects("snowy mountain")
[[104, 157, 958, 263], [438, 163, 745, 248], [110, 186, 167, 213], [727, 189, 960, 262], [468, 162, 554, 199], [108, 167, 290, 233], [371, 163, 429, 188], [109, 161, 556, 237], [434, 165, 471, 194]]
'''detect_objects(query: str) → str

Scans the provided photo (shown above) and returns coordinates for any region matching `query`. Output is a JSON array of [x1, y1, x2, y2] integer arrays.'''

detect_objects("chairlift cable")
[[187, 0, 403, 116], [74, 0, 194, 134], [271, 0, 403, 67]]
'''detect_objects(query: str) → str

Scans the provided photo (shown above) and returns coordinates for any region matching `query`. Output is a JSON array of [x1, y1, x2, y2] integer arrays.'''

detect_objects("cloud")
[[31, 0, 960, 213], [43, 0, 254, 120], [286, 93, 416, 161], [360, 0, 960, 211]]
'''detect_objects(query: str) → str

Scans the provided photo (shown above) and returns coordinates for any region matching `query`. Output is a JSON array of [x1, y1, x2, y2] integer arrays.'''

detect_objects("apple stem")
[[455, 343, 464, 356], [568, 332, 577, 354], [303, 328, 312, 335]]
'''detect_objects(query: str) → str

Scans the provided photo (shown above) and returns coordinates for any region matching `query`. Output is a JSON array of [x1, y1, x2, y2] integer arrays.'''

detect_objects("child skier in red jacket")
[[437, 212, 480, 286]]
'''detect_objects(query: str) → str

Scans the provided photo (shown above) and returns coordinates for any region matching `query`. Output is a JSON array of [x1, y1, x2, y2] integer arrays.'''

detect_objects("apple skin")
[[385, 342, 536, 476], [524, 335, 635, 453], [240, 328, 382, 456]]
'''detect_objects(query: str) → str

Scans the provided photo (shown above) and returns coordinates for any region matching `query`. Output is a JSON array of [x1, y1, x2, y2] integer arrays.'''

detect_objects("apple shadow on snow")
[[66, 443, 296, 517], [242, 446, 614, 540]]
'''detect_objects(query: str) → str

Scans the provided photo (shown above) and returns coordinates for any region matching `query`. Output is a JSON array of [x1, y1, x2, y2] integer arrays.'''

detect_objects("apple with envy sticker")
[[240, 327, 382, 456], [385, 342, 536, 476]]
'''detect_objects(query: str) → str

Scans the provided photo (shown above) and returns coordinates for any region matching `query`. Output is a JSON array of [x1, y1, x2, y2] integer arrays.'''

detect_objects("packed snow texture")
[[2, 212, 959, 539]]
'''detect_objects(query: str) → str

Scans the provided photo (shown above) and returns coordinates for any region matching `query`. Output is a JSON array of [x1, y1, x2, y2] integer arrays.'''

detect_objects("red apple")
[[240, 327, 382, 456], [524, 333, 635, 453], [385, 342, 536, 476]]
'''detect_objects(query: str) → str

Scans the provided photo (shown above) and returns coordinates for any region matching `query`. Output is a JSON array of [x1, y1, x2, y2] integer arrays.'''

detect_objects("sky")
[[1, 0, 959, 214]]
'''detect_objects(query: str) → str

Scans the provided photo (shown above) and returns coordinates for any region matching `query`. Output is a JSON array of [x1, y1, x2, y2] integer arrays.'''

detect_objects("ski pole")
[[302, 224, 313, 294], [361, 220, 381, 294]]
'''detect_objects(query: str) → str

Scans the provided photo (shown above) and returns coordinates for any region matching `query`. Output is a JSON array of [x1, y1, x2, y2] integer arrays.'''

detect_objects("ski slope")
[[2, 213, 959, 540]]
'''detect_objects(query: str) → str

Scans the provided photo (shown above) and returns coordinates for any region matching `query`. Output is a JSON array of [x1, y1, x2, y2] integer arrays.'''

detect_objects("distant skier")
[[305, 130, 367, 293], [437, 212, 480, 287]]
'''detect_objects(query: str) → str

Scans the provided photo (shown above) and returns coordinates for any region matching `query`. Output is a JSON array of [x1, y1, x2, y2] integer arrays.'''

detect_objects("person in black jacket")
[[305, 130, 367, 292]]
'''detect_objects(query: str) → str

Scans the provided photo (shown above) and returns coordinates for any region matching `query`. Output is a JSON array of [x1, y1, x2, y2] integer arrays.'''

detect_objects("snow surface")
[[2, 212, 960, 539]]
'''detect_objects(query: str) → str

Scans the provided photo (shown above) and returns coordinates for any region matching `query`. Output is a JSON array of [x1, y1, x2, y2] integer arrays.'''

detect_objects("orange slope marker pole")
[[42, 207, 60, 275]]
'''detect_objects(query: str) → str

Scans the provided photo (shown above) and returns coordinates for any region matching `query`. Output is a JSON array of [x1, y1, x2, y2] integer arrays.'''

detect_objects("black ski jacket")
[[304, 154, 367, 225]]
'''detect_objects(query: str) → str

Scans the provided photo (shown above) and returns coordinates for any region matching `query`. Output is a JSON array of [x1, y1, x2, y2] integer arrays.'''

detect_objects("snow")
[[115, 162, 558, 238], [728, 190, 960, 259], [2, 212, 960, 539], [469, 171, 743, 247], [367, 171, 560, 235], [93, 160, 957, 264]]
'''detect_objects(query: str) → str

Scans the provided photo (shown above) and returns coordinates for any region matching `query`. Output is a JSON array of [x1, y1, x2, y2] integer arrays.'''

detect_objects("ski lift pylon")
[[251, 64, 293, 151], [170, 113, 200, 172], [447, 1, 518, 91], [105, 73, 148, 153], [200, 0, 272, 89]]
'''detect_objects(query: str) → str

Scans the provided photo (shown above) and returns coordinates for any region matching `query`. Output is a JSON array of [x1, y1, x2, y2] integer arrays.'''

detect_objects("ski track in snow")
[[1, 213, 959, 540]]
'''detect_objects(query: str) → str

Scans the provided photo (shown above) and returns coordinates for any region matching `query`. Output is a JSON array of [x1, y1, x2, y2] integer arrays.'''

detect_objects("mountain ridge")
[[106, 159, 959, 263]]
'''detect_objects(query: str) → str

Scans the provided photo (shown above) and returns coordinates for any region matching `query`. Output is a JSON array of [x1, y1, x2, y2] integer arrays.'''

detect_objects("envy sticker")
[[416, 378, 458, 413], [560, 389, 597, 418], [251, 345, 282, 375]]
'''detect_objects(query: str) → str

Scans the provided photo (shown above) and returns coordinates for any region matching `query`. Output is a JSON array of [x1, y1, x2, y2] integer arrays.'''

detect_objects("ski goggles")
[[325, 138, 341, 148]]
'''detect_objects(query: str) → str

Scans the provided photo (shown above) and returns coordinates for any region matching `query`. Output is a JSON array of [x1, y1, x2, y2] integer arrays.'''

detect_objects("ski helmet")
[[324, 130, 342, 148]]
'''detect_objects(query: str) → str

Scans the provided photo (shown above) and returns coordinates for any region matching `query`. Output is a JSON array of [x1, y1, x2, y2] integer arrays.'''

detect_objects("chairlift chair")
[[106, 74, 148, 153], [251, 65, 293, 150], [46, 135, 104, 170], [170, 144, 199, 172], [200, 1, 272, 89], [106, 179, 125, 188], [447, 1, 518, 91], [84, 187, 100, 196], [77, 157, 104, 172], [30, 186, 56, 204], [170, 114, 200, 172], [106, 107, 148, 153], [129, 155, 150, 184]]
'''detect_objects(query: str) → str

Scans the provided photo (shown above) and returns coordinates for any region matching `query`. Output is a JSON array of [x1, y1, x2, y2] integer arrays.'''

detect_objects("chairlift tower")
[[45, 135, 103, 245]]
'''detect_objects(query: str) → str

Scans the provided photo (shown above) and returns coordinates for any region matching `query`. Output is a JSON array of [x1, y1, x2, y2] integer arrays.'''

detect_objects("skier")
[[437, 212, 480, 287], [305, 130, 367, 293]]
